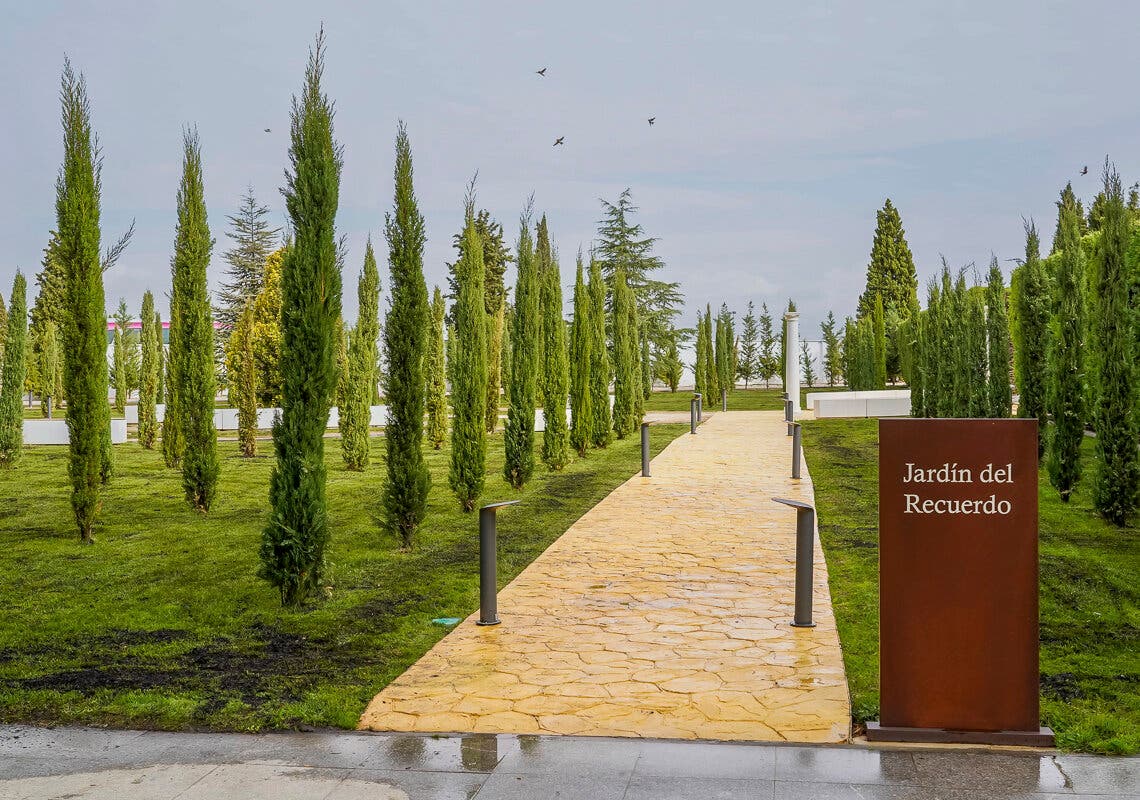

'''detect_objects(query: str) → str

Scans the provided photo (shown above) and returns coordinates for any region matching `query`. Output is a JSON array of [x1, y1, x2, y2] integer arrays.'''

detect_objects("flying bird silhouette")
[[553, 136, 564, 146], [536, 67, 546, 76], [1080, 165, 1088, 175], [263, 128, 271, 133], [648, 117, 655, 125]]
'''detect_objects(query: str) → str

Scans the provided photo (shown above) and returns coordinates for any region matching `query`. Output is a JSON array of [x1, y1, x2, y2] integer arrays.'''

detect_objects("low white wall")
[[124, 404, 166, 424], [23, 418, 128, 445], [810, 390, 911, 419]]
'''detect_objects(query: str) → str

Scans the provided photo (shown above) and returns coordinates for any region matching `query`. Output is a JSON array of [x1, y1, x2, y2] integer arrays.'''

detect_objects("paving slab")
[[360, 411, 850, 743]]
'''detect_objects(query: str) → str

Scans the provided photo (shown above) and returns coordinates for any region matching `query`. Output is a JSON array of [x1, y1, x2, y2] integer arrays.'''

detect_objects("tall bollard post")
[[785, 399, 794, 435], [694, 392, 703, 422], [772, 498, 817, 628], [690, 398, 698, 434], [791, 423, 802, 479], [721, 388, 727, 412], [641, 422, 651, 477], [477, 501, 519, 626]]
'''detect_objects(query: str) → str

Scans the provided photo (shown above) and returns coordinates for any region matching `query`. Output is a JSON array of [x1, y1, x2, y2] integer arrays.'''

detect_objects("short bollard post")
[[640, 422, 651, 477], [772, 498, 817, 628], [785, 399, 794, 435], [694, 392, 703, 422], [690, 398, 698, 434], [721, 388, 727, 412], [477, 501, 519, 626], [791, 423, 802, 479]]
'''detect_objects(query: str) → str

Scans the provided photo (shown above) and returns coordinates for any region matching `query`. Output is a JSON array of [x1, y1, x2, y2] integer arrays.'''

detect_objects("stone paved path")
[[360, 410, 850, 743]]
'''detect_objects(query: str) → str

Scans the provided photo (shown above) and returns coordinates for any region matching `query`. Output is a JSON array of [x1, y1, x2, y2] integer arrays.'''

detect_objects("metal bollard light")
[[477, 501, 520, 626], [690, 398, 698, 434], [641, 422, 651, 477], [694, 392, 703, 422], [772, 497, 817, 627], [721, 388, 727, 412], [791, 423, 802, 479]]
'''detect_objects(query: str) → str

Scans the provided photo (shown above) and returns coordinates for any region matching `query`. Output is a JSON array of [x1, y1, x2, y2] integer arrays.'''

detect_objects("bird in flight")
[[1080, 165, 1088, 175], [536, 67, 547, 77], [648, 117, 656, 126], [263, 128, 271, 133], [553, 136, 564, 146]]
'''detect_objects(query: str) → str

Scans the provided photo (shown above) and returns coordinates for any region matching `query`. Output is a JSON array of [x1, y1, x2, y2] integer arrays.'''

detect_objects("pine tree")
[[38, 319, 63, 418], [758, 303, 776, 387], [536, 217, 569, 470], [586, 256, 612, 448], [611, 265, 638, 437], [0, 273, 28, 467], [1015, 221, 1050, 457], [1091, 162, 1139, 525], [56, 61, 111, 540], [425, 286, 447, 449], [216, 187, 281, 333], [260, 31, 344, 604], [568, 254, 592, 457], [225, 302, 258, 458], [858, 199, 918, 318], [985, 258, 1012, 418], [1047, 202, 1086, 501], [155, 311, 165, 406], [821, 312, 841, 386], [138, 291, 159, 448], [799, 340, 816, 388], [380, 121, 430, 545], [170, 129, 219, 512], [250, 247, 285, 404], [872, 294, 887, 389], [450, 214, 488, 510], [357, 237, 381, 405], [737, 302, 758, 388], [504, 210, 539, 487]]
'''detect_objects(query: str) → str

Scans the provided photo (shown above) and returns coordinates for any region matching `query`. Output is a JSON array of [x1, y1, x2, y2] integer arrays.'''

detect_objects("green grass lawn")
[[803, 419, 1140, 755], [0, 424, 685, 731]]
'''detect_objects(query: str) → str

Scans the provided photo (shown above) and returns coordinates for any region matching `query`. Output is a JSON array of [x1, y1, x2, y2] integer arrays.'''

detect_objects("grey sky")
[[2, 1, 1139, 342]]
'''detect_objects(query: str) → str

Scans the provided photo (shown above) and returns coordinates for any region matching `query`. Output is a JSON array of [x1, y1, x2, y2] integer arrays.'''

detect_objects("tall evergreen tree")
[[611, 265, 638, 437], [249, 247, 285, 404], [225, 302, 258, 458], [0, 273, 27, 467], [38, 318, 63, 418], [799, 340, 816, 388], [335, 318, 350, 441], [985, 258, 1012, 418], [449, 215, 488, 510], [380, 122, 430, 545], [170, 129, 219, 512], [758, 303, 776, 387], [858, 199, 918, 318], [138, 291, 159, 448], [537, 217, 569, 470], [480, 212, 510, 433], [569, 254, 592, 457], [216, 187, 281, 333], [872, 294, 887, 389], [967, 288, 988, 417], [56, 61, 111, 540], [586, 255, 612, 448], [356, 237, 381, 405], [737, 302, 758, 388], [155, 311, 165, 406], [778, 300, 794, 388], [715, 305, 730, 396], [112, 321, 126, 414], [659, 327, 683, 392], [909, 310, 926, 416], [640, 323, 652, 400], [821, 311, 841, 386], [701, 305, 717, 400], [1047, 202, 1086, 501], [504, 210, 539, 487], [1015, 221, 1050, 457], [0, 292, 5, 371], [922, 282, 941, 416], [341, 320, 372, 471], [1091, 163, 1139, 525], [425, 286, 447, 449], [693, 309, 707, 398], [1050, 182, 1088, 254], [260, 31, 344, 604]]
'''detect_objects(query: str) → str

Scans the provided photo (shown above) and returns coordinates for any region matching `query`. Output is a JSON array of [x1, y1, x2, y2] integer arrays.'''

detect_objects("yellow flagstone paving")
[[359, 410, 851, 743]]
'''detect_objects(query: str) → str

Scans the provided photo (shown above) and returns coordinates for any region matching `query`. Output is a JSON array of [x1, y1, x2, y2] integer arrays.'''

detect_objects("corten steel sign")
[[867, 418, 1054, 746]]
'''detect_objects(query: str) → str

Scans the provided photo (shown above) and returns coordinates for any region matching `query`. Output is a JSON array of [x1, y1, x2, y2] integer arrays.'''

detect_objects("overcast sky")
[[3, 1, 1139, 341]]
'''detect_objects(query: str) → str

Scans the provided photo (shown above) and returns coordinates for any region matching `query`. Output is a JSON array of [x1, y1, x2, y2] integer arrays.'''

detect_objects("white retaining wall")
[[808, 390, 911, 419], [24, 418, 128, 445]]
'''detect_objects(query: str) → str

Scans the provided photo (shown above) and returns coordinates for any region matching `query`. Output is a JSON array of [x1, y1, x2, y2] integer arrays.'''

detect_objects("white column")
[[784, 311, 801, 412]]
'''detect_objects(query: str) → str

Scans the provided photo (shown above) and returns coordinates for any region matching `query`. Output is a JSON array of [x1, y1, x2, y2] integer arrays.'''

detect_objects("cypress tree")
[[715, 308, 729, 397], [38, 319, 63, 419], [537, 217, 569, 470], [799, 341, 816, 388], [357, 237, 381, 405], [56, 61, 110, 540], [1047, 202, 1087, 501], [872, 294, 887, 389], [967, 288, 988, 417], [1015, 221, 1050, 456], [569, 255, 593, 457], [693, 309, 707, 398], [170, 129, 219, 512], [335, 318, 349, 439], [841, 319, 856, 389], [162, 287, 185, 469], [445, 322, 456, 388], [659, 327, 683, 392], [586, 256, 612, 448], [504, 211, 539, 487], [1092, 163, 1139, 525], [640, 323, 652, 400], [341, 319, 372, 471], [155, 311, 165, 406], [0, 272, 28, 467], [478, 212, 510, 433], [138, 291, 159, 448], [821, 312, 841, 387], [449, 215, 488, 510], [1050, 182, 1088, 254], [922, 282, 941, 416], [985, 258, 1012, 418], [703, 306, 717, 400], [216, 188, 280, 333], [425, 286, 447, 450], [112, 321, 127, 414], [260, 31, 344, 603], [611, 265, 638, 437], [0, 292, 5, 372], [381, 121, 430, 545], [758, 303, 776, 387], [909, 310, 926, 417], [250, 248, 285, 404], [226, 303, 258, 458]]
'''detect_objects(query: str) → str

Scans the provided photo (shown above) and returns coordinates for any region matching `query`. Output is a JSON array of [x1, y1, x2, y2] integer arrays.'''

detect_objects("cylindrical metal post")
[[721, 388, 727, 412], [791, 423, 802, 479], [477, 506, 500, 626], [690, 398, 697, 434], [695, 393, 703, 422], [640, 422, 651, 477], [792, 508, 816, 627], [46, 397, 53, 420], [785, 399, 794, 435]]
